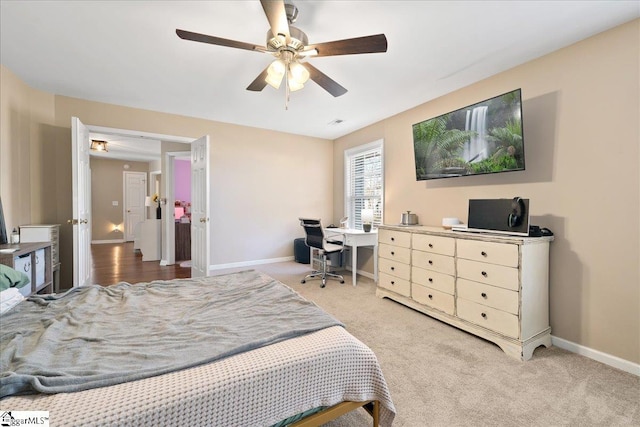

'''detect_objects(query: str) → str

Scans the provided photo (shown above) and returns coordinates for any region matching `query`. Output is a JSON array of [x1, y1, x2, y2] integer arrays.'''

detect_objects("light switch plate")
[[112, 201, 119, 206]]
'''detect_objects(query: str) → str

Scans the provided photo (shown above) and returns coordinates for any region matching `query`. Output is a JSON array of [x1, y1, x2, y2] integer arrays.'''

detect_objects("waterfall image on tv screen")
[[412, 88, 525, 180]]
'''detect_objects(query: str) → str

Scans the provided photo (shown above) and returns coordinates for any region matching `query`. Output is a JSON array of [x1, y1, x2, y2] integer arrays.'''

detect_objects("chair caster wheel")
[[301, 280, 306, 284], [340, 280, 345, 284], [321, 283, 326, 288]]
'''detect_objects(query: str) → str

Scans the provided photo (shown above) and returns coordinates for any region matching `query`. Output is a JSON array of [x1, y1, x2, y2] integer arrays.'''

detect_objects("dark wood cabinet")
[[0, 241, 54, 296], [175, 222, 191, 261]]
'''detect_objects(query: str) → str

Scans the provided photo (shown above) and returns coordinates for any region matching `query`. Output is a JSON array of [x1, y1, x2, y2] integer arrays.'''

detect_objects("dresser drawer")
[[412, 251, 455, 276], [457, 278, 519, 314], [457, 298, 519, 339], [379, 257, 411, 280], [457, 258, 519, 291], [13, 254, 32, 297], [412, 234, 455, 256], [378, 272, 411, 297], [412, 284, 454, 315], [378, 243, 411, 264], [457, 239, 519, 267], [378, 229, 411, 248], [411, 266, 454, 294], [35, 249, 46, 287]]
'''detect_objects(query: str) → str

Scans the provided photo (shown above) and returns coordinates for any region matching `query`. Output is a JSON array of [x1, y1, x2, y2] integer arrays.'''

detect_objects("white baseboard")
[[92, 239, 125, 244], [209, 256, 295, 271], [551, 335, 640, 376]]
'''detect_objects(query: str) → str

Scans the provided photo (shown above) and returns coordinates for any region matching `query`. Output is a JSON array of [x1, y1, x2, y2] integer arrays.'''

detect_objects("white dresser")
[[19, 224, 61, 292], [377, 225, 553, 361]]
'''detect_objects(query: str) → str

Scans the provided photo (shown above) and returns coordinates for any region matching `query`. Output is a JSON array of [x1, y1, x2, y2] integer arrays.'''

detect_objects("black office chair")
[[299, 218, 345, 288]]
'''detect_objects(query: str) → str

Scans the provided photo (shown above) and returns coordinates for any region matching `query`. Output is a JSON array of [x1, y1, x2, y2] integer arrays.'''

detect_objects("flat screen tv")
[[413, 88, 525, 180]]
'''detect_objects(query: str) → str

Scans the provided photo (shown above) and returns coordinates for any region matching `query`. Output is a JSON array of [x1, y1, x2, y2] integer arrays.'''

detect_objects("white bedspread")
[[2, 326, 396, 426]]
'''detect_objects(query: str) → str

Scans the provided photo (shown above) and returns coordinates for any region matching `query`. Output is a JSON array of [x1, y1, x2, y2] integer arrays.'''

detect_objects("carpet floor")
[[213, 261, 639, 426]]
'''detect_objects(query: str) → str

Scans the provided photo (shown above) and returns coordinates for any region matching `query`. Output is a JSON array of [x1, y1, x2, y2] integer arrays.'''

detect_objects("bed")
[[0, 270, 395, 426]]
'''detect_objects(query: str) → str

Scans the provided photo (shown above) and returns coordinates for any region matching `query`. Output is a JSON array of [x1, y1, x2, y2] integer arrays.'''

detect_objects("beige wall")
[[90, 158, 151, 241], [0, 66, 56, 230], [334, 20, 640, 363]]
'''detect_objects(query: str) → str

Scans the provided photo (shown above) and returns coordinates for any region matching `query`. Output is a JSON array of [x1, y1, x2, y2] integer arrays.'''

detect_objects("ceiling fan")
[[176, 0, 387, 106]]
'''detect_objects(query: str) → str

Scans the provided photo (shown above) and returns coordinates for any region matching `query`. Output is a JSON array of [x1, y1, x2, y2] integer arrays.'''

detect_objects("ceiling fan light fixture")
[[265, 73, 283, 89], [90, 140, 108, 152], [289, 61, 310, 84], [177, 0, 388, 104], [266, 59, 286, 89], [287, 71, 304, 92]]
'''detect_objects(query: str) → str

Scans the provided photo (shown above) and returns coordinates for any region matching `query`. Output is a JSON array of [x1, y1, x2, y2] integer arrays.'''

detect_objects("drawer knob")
[[428, 294, 433, 299], [391, 251, 395, 255], [391, 237, 395, 241], [481, 271, 487, 277], [428, 277, 433, 283], [481, 313, 487, 319], [481, 292, 487, 298], [391, 281, 395, 285], [428, 243, 433, 248], [428, 260, 433, 265], [481, 251, 487, 257], [391, 266, 395, 271]]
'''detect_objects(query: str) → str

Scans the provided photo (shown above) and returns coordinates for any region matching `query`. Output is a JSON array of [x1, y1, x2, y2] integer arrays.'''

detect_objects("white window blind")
[[345, 140, 383, 230]]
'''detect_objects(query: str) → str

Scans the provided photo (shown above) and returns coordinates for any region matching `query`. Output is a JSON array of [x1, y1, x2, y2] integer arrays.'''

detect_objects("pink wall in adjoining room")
[[175, 159, 191, 202]]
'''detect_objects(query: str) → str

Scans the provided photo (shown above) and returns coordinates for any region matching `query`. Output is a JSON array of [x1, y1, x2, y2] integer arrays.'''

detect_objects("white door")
[[123, 171, 147, 241], [191, 136, 210, 277], [71, 117, 92, 287]]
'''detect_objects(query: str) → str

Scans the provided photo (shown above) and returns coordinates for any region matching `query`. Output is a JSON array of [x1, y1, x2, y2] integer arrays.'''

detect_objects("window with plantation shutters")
[[344, 140, 384, 230]]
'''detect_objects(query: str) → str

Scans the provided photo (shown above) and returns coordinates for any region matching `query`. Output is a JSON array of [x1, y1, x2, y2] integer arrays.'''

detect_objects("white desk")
[[322, 228, 378, 286]]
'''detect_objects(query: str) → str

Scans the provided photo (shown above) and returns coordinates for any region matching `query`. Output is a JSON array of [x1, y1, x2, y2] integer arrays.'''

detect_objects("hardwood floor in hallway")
[[91, 242, 191, 286]]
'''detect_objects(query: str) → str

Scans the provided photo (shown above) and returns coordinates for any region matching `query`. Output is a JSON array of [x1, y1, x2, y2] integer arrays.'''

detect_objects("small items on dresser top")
[[10, 228, 19, 244], [442, 217, 462, 230]]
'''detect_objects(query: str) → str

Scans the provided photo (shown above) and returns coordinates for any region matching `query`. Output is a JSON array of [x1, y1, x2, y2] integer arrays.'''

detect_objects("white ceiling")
[[1, 0, 638, 147]]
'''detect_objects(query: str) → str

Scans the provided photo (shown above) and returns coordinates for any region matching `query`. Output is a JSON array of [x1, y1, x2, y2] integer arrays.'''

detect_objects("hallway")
[[91, 242, 191, 286]]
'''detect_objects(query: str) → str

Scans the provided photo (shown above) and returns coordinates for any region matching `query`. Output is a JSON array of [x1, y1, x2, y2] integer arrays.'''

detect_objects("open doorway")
[[72, 118, 211, 286], [86, 124, 194, 267], [162, 151, 191, 267]]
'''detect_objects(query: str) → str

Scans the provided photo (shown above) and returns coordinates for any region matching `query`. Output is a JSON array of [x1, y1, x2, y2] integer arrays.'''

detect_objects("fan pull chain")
[[285, 64, 290, 110]]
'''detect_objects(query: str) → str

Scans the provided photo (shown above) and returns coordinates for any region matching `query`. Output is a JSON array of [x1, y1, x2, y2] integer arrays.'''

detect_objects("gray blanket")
[[0, 270, 343, 398]]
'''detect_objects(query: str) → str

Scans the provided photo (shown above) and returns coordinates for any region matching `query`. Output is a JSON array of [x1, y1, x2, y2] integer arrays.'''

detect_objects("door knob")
[[67, 219, 79, 225]]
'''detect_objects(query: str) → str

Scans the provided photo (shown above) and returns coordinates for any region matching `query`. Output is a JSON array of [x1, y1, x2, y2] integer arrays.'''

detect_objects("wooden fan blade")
[[176, 29, 266, 52], [260, 0, 290, 43], [307, 34, 388, 57], [303, 63, 348, 97], [246, 66, 270, 92]]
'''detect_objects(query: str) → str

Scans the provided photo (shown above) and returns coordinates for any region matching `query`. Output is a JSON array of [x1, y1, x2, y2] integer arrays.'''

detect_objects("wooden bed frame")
[[291, 400, 380, 427]]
